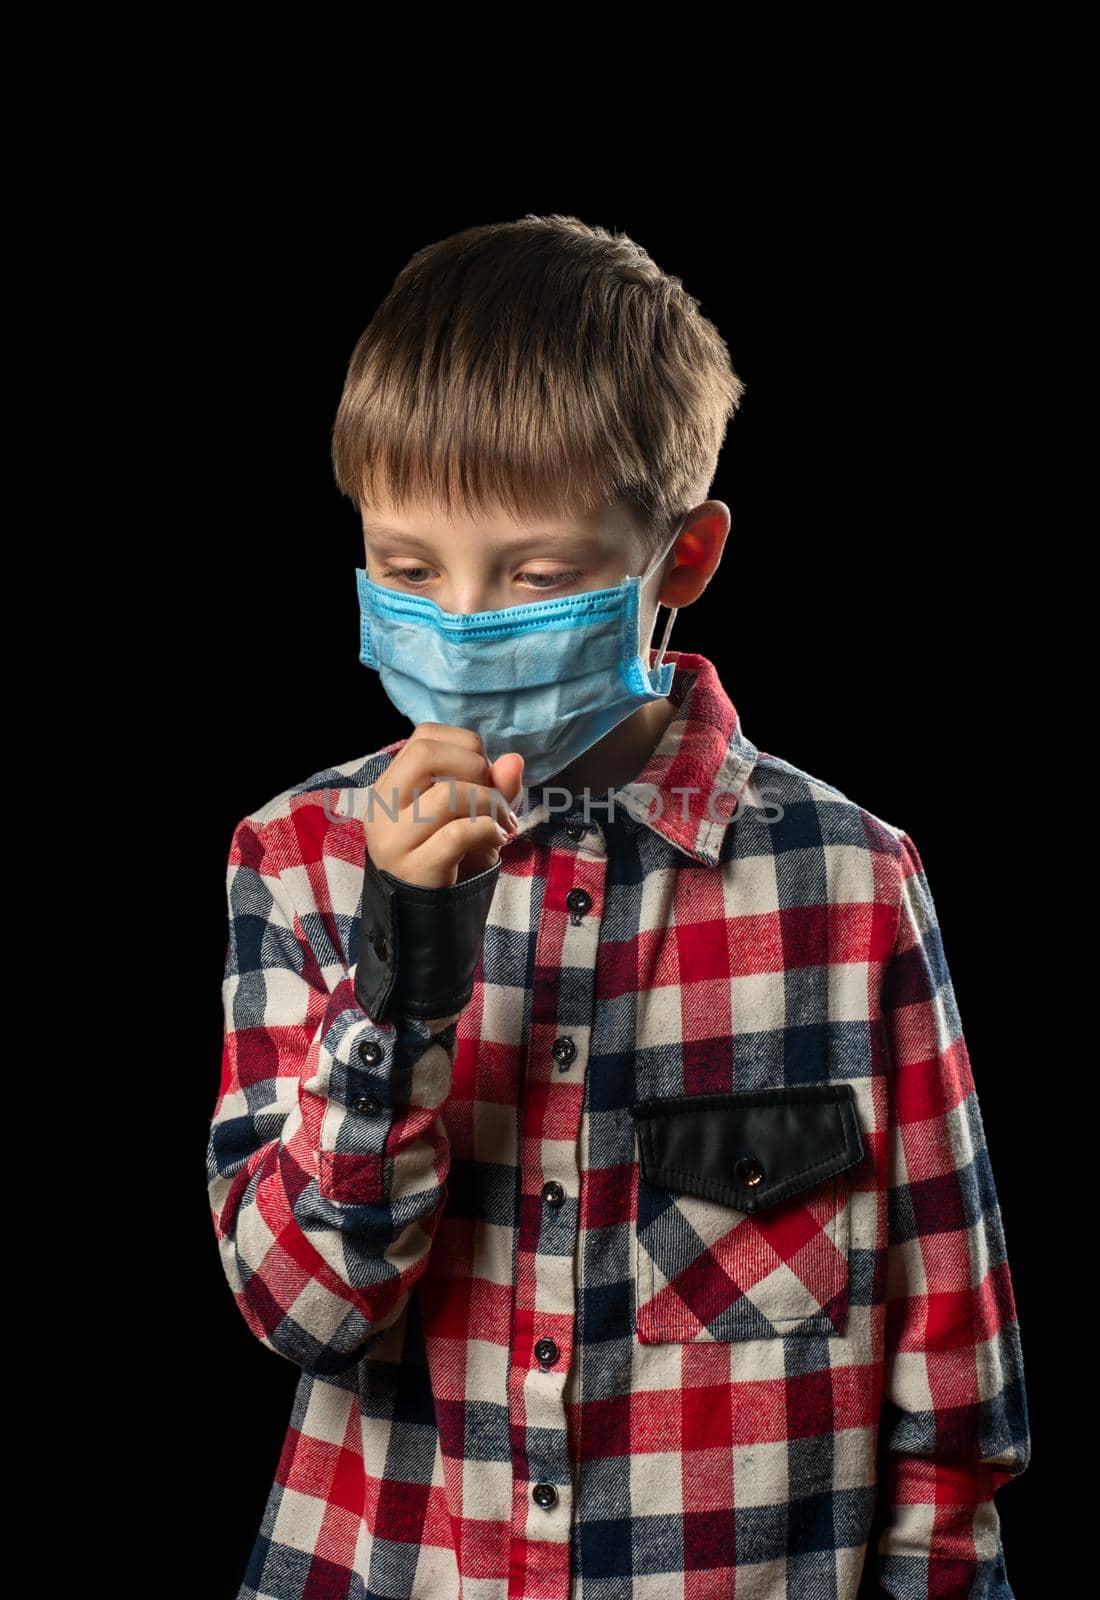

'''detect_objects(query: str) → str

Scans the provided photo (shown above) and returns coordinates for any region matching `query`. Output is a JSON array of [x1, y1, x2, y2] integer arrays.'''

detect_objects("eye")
[[378, 565, 583, 593], [519, 569, 582, 591], [378, 565, 436, 586]]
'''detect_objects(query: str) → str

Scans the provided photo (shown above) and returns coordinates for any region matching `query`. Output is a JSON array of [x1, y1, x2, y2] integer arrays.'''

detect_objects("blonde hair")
[[331, 213, 746, 549]]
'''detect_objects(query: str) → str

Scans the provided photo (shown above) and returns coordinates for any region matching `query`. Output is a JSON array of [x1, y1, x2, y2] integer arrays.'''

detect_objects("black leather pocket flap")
[[630, 1084, 865, 1214]]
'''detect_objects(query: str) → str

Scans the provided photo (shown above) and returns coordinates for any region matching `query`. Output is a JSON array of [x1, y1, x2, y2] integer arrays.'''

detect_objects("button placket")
[[565, 886, 592, 926], [564, 819, 603, 847], [534, 1336, 560, 1369], [507, 843, 603, 1578], [551, 1035, 577, 1071], [314, 1013, 395, 1204], [349, 1033, 388, 1118]]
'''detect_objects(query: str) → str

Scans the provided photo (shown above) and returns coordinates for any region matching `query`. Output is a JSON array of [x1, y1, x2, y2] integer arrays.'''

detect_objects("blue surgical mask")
[[356, 517, 686, 789]]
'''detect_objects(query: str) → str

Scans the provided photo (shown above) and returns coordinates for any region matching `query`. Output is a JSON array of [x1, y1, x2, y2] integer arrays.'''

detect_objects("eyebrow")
[[361, 519, 600, 555], [361, 520, 421, 541]]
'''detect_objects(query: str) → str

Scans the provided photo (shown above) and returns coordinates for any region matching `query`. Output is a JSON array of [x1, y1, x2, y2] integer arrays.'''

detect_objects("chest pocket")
[[629, 1084, 865, 1343]]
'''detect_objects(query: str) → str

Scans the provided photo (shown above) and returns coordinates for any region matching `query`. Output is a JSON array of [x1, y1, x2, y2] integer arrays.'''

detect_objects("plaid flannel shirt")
[[207, 648, 1031, 1600]]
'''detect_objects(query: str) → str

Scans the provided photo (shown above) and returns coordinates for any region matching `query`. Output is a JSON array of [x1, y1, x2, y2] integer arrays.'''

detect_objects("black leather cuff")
[[354, 849, 502, 1024]]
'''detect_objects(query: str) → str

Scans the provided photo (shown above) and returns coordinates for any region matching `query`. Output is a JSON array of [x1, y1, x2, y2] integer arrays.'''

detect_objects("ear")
[[657, 503, 731, 608]]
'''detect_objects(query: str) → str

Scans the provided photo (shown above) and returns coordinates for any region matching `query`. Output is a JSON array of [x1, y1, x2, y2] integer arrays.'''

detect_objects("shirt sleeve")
[[205, 815, 494, 1376], [864, 828, 1032, 1598]]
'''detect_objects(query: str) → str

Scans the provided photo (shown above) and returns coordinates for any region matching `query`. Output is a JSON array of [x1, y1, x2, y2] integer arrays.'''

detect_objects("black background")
[[138, 174, 1052, 1596]]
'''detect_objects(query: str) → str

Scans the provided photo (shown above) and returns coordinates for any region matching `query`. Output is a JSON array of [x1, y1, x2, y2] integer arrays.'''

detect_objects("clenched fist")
[[364, 724, 525, 889]]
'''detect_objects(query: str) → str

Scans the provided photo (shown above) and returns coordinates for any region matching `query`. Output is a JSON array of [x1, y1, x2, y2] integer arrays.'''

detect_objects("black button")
[[565, 888, 591, 915], [352, 1093, 383, 1115], [532, 1482, 558, 1509], [551, 1036, 576, 1066], [358, 1039, 385, 1066], [534, 1337, 559, 1367], [734, 1154, 765, 1186], [565, 823, 585, 841], [541, 1181, 565, 1208]]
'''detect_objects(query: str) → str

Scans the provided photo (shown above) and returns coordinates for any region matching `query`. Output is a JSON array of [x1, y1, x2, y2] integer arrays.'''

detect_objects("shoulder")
[[743, 747, 918, 906], [227, 738, 409, 874]]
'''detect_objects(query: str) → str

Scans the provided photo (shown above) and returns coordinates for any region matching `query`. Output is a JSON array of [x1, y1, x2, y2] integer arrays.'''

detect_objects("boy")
[[207, 215, 1030, 1600]]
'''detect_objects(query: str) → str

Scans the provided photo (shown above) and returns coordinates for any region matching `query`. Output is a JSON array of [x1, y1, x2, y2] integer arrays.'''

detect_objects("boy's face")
[[360, 495, 726, 652]]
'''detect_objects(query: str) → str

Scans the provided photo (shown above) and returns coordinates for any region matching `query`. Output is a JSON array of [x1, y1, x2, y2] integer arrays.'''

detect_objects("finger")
[[489, 752, 526, 811], [407, 723, 485, 753], [401, 813, 512, 889], [372, 737, 491, 818], [398, 778, 518, 843]]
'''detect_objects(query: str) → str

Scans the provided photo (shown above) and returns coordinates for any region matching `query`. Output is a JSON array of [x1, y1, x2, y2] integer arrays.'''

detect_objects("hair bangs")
[[332, 214, 746, 551]]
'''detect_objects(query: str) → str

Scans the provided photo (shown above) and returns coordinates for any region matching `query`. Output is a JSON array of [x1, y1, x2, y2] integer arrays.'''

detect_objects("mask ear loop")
[[644, 516, 687, 674], [651, 602, 678, 673]]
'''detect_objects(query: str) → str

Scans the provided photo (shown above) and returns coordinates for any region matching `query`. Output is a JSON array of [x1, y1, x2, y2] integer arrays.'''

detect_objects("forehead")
[[360, 498, 645, 551]]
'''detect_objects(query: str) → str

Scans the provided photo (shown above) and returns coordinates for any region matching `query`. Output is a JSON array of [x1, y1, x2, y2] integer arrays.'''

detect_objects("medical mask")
[[355, 517, 686, 789]]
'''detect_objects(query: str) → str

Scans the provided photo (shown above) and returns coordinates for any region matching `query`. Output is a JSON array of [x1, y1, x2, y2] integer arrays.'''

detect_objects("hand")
[[364, 725, 524, 889]]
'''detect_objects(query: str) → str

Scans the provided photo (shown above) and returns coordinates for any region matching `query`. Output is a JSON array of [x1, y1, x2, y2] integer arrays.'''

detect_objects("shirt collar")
[[515, 650, 759, 866]]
